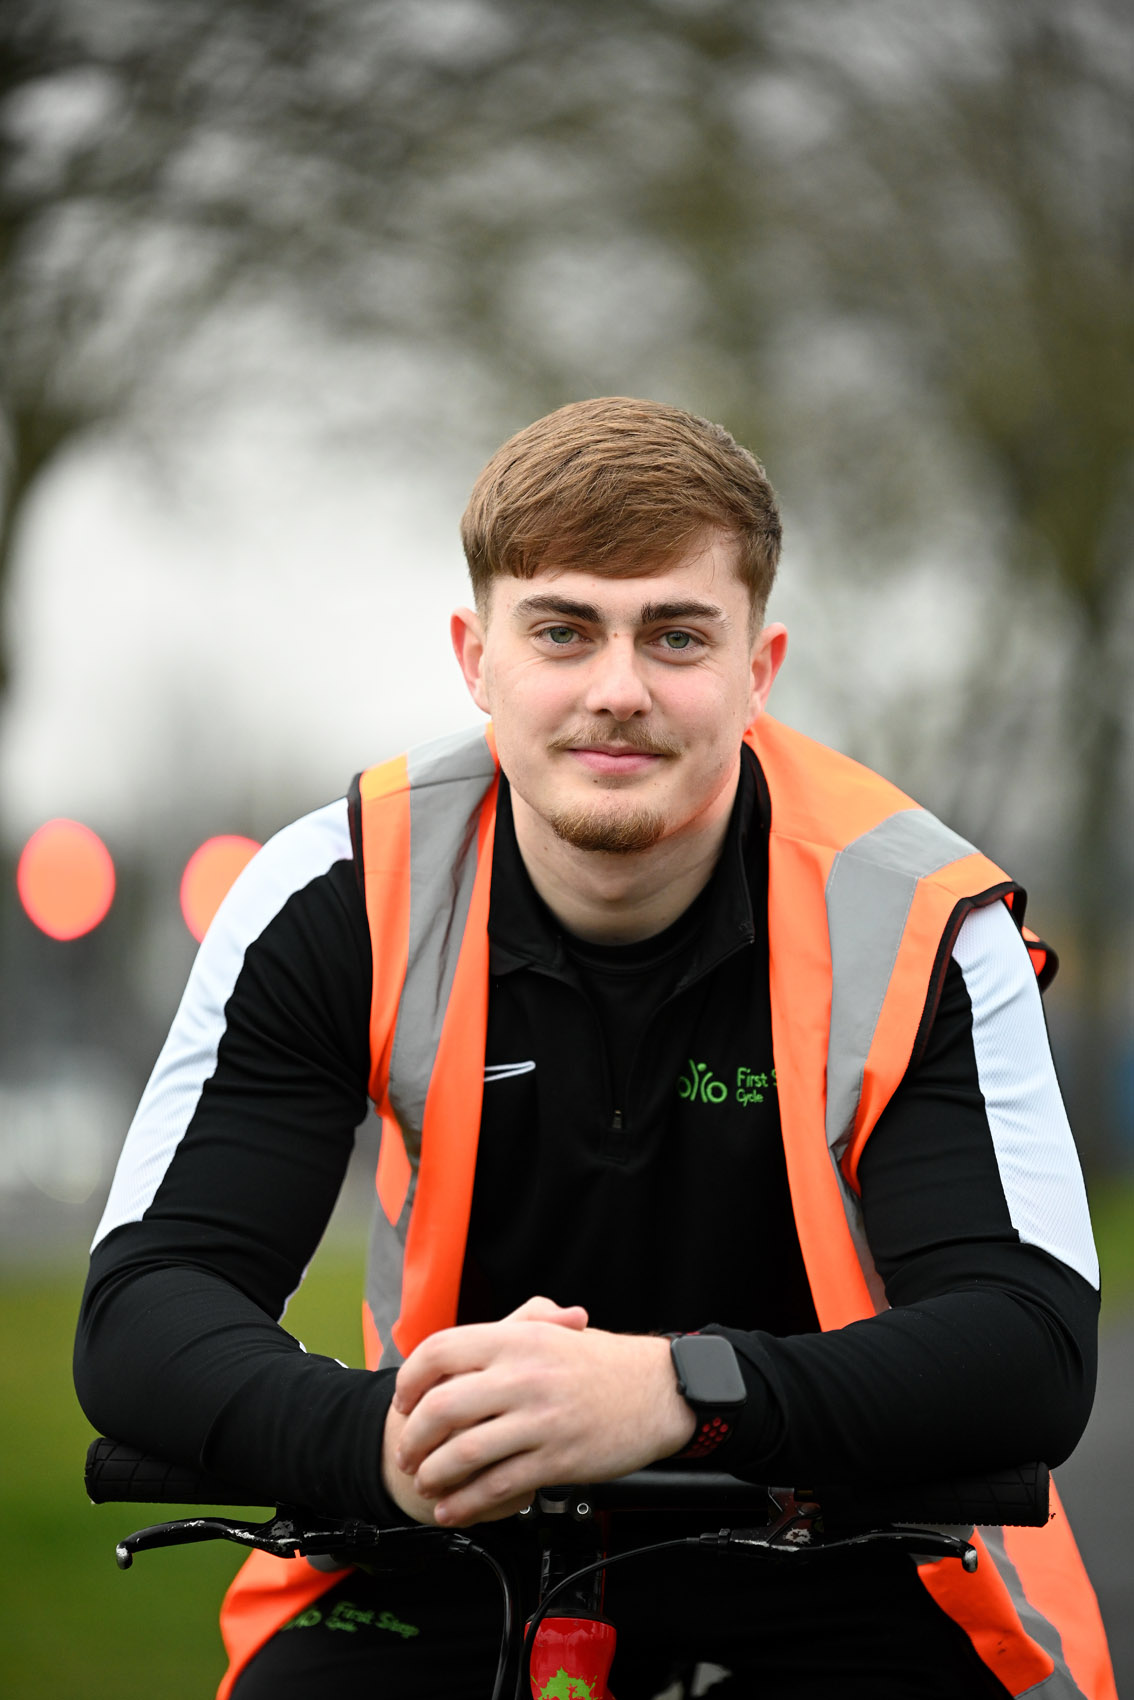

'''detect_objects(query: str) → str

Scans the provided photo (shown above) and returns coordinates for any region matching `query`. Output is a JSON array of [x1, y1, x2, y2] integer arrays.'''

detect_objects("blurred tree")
[[745, 0, 1134, 1168], [1, 0, 1129, 1159], [0, 0, 775, 693]]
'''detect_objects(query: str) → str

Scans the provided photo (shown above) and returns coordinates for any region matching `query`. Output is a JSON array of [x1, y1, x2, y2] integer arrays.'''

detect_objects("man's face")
[[452, 530, 786, 857]]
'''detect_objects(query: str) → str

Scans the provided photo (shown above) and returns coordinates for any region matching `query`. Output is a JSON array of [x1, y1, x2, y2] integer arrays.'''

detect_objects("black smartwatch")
[[667, 1333, 747, 1460]]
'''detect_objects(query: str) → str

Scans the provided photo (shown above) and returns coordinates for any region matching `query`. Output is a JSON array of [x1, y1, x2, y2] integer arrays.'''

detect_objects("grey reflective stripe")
[[385, 726, 497, 1153], [823, 807, 978, 1313], [365, 1184, 416, 1370], [365, 725, 496, 1366], [828, 1165, 889, 1313], [978, 1526, 1087, 1698], [825, 808, 977, 1160]]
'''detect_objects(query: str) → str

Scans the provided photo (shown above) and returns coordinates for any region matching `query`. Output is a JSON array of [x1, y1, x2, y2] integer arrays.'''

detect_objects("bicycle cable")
[[446, 1533, 516, 1700]]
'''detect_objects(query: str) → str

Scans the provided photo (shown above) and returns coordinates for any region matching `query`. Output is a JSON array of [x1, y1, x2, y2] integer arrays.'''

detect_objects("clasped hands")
[[382, 1296, 697, 1528]]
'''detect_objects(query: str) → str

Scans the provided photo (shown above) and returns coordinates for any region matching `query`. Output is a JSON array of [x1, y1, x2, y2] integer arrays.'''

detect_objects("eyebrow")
[[511, 594, 728, 627], [638, 600, 728, 626], [512, 594, 604, 623]]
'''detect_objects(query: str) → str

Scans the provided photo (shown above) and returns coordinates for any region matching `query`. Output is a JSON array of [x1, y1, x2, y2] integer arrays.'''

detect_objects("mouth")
[[548, 725, 682, 779], [562, 743, 671, 777]]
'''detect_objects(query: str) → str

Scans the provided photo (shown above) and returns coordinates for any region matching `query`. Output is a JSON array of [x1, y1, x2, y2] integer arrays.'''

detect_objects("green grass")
[[1091, 1175, 1134, 1317], [0, 1244, 364, 1700]]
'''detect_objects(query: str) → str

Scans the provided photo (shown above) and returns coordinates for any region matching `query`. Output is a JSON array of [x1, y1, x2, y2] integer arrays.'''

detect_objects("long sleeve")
[[74, 795, 402, 1520], [705, 900, 1099, 1481]]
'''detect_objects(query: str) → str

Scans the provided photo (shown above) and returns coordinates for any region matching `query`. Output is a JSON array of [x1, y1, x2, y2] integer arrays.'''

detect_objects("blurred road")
[[1057, 1318, 1134, 1696]]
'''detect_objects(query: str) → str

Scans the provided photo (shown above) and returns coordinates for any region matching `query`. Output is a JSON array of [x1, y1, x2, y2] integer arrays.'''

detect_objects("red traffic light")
[[17, 819, 116, 940], [180, 835, 261, 942]]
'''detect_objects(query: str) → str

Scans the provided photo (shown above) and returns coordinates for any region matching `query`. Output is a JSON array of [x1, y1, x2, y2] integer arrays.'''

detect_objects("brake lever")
[[114, 1509, 400, 1570], [726, 1515, 978, 1572]]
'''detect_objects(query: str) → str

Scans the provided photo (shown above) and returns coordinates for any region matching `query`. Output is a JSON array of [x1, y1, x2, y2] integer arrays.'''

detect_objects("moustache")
[[548, 725, 682, 759]]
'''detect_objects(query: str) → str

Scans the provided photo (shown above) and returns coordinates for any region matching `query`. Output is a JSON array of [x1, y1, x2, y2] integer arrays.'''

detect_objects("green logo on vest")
[[538, 1671, 597, 1700], [678, 1060, 777, 1106], [281, 1599, 420, 1639]]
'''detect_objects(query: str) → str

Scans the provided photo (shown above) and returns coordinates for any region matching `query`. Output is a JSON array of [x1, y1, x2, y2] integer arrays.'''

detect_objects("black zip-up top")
[[75, 744, 1099, 1520], [466, 752, 818, 1340]]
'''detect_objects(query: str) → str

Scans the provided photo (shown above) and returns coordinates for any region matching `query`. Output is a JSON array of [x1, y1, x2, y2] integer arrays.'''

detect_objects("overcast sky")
[[1, 431, 481, 850]]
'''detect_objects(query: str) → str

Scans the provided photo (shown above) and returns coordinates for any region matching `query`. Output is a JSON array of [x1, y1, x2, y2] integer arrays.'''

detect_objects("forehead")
[[489, 531, 749, 623]]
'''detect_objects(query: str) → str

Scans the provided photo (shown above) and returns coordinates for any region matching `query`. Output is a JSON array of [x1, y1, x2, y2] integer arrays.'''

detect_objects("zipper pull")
[[611, 1109, 623, 1132]]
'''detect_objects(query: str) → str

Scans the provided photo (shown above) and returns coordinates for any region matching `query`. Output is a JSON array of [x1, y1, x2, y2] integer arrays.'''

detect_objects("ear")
[[451, 606, 491, 715], [748, 622, 788, 723]]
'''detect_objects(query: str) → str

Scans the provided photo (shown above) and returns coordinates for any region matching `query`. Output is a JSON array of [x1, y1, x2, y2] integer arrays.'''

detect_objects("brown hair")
[[460, 397, 781, 618]]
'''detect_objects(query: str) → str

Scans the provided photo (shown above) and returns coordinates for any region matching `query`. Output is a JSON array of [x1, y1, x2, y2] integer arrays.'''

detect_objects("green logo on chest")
[[678, 1060, 777, 1106]]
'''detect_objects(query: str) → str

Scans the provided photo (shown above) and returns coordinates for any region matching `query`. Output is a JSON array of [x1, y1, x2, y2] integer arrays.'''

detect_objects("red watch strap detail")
[[678, 1416, 732, 1460]]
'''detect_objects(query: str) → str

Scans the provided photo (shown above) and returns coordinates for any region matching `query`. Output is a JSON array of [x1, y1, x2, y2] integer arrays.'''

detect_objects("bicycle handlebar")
[[84, 1437, 261, 1509], [84, 1437, 1051, 1530], [86, 1438, 1050, 1700], [793, 1467, 1050, 1532]]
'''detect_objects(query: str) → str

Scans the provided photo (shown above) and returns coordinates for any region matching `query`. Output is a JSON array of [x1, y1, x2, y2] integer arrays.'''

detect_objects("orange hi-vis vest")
[[218, 716, 1115, 1700]]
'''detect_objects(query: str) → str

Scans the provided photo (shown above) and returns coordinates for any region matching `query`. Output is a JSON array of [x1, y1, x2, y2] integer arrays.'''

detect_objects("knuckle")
[[418, 1329, 456, 1367], [419, 1382, 461, 1427], [482, 1465, 526, 1507], [449, 1430, 485, 1472]]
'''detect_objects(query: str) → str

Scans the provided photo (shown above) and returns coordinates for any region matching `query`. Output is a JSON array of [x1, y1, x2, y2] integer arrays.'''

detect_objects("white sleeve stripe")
[[91, 799, 354, 1251], [953, 902, 1099, 1289]]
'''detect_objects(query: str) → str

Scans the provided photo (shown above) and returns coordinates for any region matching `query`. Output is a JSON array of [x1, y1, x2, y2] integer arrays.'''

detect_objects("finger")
[[393, 1309, 586, 1416], [396, 1373, 514, 1475], [504, 1296, 589, 1330], [433, 1455, 544, 1528], [393, 1323, 499, 1415], [410, 1411, 541, 1499], [437, 1488, 535, 1528]]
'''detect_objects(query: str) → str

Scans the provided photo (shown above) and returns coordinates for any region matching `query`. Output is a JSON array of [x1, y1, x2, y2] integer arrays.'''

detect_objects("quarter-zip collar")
[[488, 745, 765, 985]]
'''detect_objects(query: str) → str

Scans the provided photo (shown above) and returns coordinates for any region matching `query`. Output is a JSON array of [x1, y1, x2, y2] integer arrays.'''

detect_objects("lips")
[[548, 724, 682, 773], [566, 746, 664, 775]]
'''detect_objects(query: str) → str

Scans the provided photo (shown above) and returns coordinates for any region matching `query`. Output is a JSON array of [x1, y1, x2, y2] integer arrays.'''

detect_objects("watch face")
[[671, 1335, 747, 1409]]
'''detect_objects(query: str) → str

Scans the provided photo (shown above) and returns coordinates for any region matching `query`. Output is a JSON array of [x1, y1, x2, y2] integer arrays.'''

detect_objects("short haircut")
[[460, 396, 781, 619]]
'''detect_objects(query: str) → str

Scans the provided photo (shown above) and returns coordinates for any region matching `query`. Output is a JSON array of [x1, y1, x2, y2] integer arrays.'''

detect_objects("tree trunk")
[[1066, 629, 1130, 1175]]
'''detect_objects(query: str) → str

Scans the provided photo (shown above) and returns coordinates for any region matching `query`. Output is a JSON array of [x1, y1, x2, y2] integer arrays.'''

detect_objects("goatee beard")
[[546, 806, 666, 855]]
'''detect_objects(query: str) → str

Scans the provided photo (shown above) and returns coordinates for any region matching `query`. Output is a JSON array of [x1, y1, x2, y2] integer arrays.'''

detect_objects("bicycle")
[[84, 1436, 1050, 1700]]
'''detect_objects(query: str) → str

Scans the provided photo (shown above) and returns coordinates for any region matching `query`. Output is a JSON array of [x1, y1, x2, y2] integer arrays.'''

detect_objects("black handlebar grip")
[[815, 1463, 1050, 1532], [85, 1437, 269, 1508]]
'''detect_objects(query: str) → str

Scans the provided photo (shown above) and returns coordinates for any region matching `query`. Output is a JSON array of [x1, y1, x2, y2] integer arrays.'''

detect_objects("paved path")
[[1054, 1318, 1134, 1696]]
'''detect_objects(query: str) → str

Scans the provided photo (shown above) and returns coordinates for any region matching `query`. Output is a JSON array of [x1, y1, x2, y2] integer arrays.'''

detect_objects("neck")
[[510, 777, 739, 944]]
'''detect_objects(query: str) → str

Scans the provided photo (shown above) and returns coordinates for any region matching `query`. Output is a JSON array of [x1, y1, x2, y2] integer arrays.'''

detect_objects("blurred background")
[[1, 1, 1131, 1694]]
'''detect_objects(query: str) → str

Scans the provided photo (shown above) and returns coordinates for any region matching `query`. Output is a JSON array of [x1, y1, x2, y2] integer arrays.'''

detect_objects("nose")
[[582, 634, 652, 721]]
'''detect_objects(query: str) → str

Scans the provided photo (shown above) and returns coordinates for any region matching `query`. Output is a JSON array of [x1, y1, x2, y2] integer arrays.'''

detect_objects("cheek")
[[672, 676, 748, 741], [495, 662, 574, 728], [485, 673, 559, 771]]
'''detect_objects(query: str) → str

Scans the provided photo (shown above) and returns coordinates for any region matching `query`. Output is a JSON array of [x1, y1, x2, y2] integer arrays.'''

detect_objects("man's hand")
[[382, 1295, 696, 1527], [380, 1296, 588, 1524]]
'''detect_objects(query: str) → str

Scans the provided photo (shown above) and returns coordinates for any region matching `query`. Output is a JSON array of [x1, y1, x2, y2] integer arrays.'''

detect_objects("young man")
[[76, 399, 1114, 1698]]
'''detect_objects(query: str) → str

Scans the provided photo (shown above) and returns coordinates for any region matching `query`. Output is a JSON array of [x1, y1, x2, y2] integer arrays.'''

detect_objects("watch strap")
[[667, 1332, 745, 1460]]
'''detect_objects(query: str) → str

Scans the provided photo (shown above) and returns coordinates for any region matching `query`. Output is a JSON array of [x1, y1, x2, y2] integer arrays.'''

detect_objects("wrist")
[[641, 1334, 698, 1457]]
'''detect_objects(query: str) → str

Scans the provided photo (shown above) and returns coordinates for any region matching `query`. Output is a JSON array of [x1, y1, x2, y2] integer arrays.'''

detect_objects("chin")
[[545, 805, 666, 855]]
